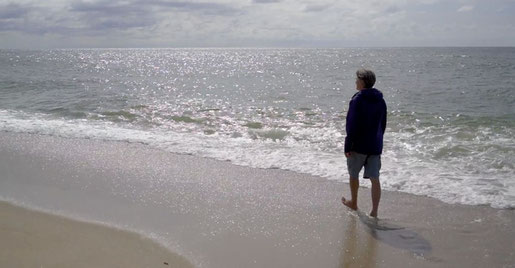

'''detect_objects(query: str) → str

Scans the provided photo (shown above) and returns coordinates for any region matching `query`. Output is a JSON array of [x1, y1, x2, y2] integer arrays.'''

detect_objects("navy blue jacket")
[[344, 88, 387, 155]]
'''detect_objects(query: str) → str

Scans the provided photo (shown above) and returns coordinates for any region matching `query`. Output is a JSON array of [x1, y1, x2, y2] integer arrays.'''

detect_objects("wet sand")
[[0, 132, 514, 267]]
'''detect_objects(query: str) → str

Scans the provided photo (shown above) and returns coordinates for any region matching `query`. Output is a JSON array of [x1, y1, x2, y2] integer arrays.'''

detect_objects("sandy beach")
[[0, 201, 194, 268], [1, 132, 514, 267]]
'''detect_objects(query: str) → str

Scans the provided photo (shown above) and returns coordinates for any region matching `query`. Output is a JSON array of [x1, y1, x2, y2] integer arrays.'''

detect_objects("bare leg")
[[370, 178, 381, 217], [342, 178, 359, 210]]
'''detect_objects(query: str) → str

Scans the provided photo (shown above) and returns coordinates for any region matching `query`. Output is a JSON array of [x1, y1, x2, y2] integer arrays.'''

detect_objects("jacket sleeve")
[[382, 100, 387, 134], [344, 95, 359, 153]]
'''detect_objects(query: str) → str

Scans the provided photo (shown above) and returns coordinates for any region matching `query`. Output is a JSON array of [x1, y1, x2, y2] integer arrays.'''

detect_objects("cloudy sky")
[[1, 0, 514, 48]]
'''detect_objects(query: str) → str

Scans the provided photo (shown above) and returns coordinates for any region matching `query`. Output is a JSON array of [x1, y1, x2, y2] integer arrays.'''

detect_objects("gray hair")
[[356, 69, 376, 88]]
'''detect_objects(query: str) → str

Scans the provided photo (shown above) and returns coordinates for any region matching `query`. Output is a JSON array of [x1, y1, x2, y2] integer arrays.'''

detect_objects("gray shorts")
[[347, 152, 381, 179]]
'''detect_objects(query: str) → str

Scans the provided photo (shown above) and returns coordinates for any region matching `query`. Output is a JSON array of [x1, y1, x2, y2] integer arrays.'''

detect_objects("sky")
[[0, 0, 514, 48]]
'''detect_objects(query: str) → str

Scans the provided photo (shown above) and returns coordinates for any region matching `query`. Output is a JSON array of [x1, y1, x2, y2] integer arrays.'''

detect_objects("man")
[[341, 69, 387, 218]]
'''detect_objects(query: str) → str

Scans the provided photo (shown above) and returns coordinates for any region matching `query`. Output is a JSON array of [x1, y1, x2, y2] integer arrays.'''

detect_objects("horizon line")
[[1, 45, 515, 50]]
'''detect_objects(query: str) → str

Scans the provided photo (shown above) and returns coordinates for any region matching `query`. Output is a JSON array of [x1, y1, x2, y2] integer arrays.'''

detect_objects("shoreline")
[[1, 131, 514, 267]]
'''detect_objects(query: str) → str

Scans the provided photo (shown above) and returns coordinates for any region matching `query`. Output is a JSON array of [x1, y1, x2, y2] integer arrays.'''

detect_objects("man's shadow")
[[356, 210, 432, 256], [339, 210, 432, 267]]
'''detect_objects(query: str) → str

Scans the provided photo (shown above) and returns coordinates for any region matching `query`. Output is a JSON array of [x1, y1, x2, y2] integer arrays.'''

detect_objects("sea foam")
[[1, 109, 514, 209]]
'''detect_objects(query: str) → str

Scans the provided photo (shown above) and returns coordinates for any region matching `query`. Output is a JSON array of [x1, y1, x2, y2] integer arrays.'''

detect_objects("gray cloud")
[[252, 0, 281, 4], [71, 0, 239, 15], [66, 0, 241, 32], [1, 0, 514, 48], [0, 0, 241, 37], [147, 0, 240, 15], [70, 1, 143, 14], [0, 20, 73, 35], [70, 0, 157, 31], [303, 4, 331, 13], [457, 5, 474, 12], [0, 2, 73, 35], [89, 19, 155, 31], [0, 3, 29, 19], [384, 6, 402, 14]]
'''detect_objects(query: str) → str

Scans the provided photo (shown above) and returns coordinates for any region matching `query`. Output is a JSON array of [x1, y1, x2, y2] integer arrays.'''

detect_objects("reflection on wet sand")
[[339, 213, 378, 268], [338, 210, 432, 267]]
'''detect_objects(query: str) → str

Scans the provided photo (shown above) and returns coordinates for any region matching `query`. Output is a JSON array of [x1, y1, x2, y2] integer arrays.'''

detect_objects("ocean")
[[1, 47, 514, 209]]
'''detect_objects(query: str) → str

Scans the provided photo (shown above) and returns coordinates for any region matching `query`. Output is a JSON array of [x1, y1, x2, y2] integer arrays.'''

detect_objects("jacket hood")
[[358, 88, 383, 100]]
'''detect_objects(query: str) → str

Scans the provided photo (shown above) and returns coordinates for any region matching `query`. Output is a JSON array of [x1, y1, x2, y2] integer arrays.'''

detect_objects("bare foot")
[[341, 197, 357, 211], [370, 211, 378, 218]]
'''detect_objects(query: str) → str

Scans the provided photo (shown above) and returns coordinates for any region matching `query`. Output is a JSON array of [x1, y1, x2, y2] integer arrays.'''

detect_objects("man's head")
[[355, 69, 376, 90]]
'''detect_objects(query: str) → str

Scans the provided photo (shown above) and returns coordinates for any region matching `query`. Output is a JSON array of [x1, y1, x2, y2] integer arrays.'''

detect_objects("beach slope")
[[0, 132, 514, 267], [0, 201, 193, 268]]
